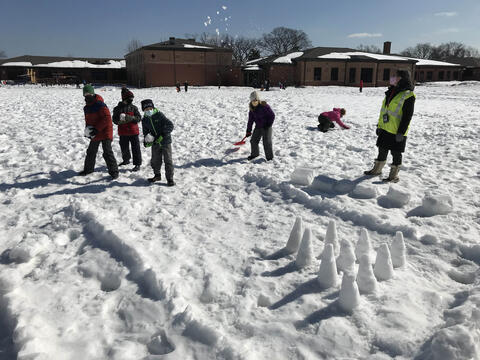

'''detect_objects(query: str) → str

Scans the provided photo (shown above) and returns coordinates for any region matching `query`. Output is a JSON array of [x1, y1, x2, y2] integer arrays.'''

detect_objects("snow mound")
[[459, 244, 480, 264], [391, 232, 406, 268], [355, 228, 372, 263], [356, 255, 377, 294], [310, 175, 337, 193], [324, 220, 340, 256], [430, 325, 478, 360], [336, 239, 356, 274], [350, 184, 378, 199], [408, 193, 454, 217], [374, 244, 394, 281], [317, 244, 339, 288], [339, 273, 360, 312], [333, 179, 356, 194], [285, 216, 303, 253], [378, 186, 411, 208], [291, 168, 315, 186], [77, 248, 125, 292], [296, 227, 314, 269]]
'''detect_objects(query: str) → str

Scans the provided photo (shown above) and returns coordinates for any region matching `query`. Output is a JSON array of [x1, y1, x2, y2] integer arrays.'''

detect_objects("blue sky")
[[1, 0, 479, 58]]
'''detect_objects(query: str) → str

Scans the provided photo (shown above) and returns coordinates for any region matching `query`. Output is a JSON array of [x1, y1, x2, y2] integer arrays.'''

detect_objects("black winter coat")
[[376, 79, 415, 153], [142, 110, 174, 146]]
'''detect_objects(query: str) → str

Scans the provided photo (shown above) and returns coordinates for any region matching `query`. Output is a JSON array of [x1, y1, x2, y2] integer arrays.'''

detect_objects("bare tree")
[[125, 39, 143, 54], [356, 44, 382, 54], [196, 33, 260, 65], [259, 27, 312, 55], [0, 50, 6, 58], [401, 43, 436, 59]]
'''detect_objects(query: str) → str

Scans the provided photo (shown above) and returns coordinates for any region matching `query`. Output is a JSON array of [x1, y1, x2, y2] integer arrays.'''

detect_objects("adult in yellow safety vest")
[[364, 69, 416, 182]]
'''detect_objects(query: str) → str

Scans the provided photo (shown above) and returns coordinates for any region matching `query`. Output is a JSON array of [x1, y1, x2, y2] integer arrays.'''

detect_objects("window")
[[439, 71, 444, 80], [420, 71, 424, 81], [361, 68, 373, 83], [453, 71, 459, 80], [427, 71, 433, 81], [331, 67, 339, 81], [314, 67, 322, 81], [349, 68, 356, 83], [447, 71, 451, 80], [383, 68, 390, 81]]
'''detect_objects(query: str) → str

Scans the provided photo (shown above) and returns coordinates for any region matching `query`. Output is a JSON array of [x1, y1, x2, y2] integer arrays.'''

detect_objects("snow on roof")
[[318, 52, 409, 61], [245, 57, 268, 65], [183, 44, 214, 49], [410, 58, 460, 67], [2, 60, 125, 69], [2, 62, 34, 66], [244, 65, 261, 71], [273, 52, 304, 63]]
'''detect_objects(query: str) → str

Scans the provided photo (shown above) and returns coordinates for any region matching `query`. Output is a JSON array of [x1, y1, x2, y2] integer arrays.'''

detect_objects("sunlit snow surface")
[[0, 82, 479, 360]]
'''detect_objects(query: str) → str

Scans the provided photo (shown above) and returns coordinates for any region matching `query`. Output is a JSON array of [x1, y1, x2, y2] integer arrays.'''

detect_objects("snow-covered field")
[[0, 82, 479, 360]]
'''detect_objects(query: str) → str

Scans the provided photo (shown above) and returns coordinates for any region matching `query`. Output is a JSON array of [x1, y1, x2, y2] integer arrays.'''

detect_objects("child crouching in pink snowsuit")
[[318, 108, 350, 132]]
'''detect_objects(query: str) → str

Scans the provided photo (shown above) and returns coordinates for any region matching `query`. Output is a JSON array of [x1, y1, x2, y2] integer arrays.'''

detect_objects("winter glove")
[[246, 131, 252, 137], [84, 126, 98, 139], [154, 135, 163, 145], [376, 128, 381, 136], [395, 133, 405, 142], [144, 141, 153, 148]]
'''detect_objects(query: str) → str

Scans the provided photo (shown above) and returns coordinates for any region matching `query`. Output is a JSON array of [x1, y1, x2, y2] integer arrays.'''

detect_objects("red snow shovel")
[[234, 136, 247, 146]]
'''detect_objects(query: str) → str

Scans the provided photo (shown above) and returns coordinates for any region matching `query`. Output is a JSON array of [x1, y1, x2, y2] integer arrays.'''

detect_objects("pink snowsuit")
[[319, 108, 350, 129]]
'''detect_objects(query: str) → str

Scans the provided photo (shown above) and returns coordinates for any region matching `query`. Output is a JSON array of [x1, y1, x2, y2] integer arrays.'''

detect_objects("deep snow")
[[0, 82, 479, 360]]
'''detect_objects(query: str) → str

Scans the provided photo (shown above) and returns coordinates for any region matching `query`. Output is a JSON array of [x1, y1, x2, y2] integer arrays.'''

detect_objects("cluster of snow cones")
[[286, 217, 407, 313]]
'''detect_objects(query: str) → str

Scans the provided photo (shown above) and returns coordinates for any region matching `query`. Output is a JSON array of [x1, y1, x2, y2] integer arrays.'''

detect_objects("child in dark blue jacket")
[[140, 99, 175, 186]]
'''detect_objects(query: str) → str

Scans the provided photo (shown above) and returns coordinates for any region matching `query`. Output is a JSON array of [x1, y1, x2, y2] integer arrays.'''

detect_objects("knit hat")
[[83, 84, 95, 96], [141, 99, 154, 111], [121, 87, 134, 100], [250, 91, 261, 102]]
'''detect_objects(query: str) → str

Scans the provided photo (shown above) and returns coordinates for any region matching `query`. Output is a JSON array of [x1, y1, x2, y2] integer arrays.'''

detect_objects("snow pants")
[[377, 147, 402, 166], [318, 115, 335, 132], [119, 135, 142, 166], [151, 143, 174, 181], [84, 139, 118, 176], [251, 126, 273, 160]]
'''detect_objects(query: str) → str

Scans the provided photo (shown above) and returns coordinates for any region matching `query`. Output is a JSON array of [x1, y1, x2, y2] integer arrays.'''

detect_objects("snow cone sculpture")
[[373, 244, 394, 281], [286, 217, 303, 254], [295, 227, 313, 269], [336, 239, 356, 274], [325, 220, 339, 256], [317, 244, 338, 288], [391, 231, 407, 268], [339, 272, 360, 312], [356, 254, 378, 294], [355, 228, 371, 262]]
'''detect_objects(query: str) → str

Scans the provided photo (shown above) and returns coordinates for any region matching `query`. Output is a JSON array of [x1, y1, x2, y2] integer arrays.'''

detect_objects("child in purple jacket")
[[245, 91, 275, 161], [318, 108, 349, 132]]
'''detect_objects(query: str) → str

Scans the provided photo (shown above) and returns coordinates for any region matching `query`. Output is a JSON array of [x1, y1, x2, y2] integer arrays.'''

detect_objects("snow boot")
[[383, 165, 401, 183], [167, 180, 175, 187], [148, 174, 162, 183], [247, 155, 258, 161], [118, 160, 130, 166], [78, 170, 93, 176], [364, 160, 386, 176], [131, 165, 140, 172]]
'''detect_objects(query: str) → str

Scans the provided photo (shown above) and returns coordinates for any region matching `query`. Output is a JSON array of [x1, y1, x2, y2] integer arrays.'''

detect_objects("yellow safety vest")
[[378, 90, 416, 135]]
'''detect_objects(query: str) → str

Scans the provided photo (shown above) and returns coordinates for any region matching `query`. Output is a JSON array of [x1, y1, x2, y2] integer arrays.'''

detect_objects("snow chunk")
[[339, 273, 360, 312], [409, 193, 454, 217], [350, 184, 378, 199], [296, 227, 314, 269], [430, 325, 477, 360], [378, 185, 411, 208], [374, 244, 394, 281], [391, 232, 406, 268], [311, 175, 336, 193], [317, 244, 339, 288], [291, 167, 315, 186], [285, 216, 303, 253], [333, 179, 355, 194]]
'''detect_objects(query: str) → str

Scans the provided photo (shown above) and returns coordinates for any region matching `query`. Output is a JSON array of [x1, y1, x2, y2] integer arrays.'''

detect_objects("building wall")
[[127, 48, 234, 87], [415, 67, 463, 82], [462, 67, 480, 81], [265, 64, 296, 86]]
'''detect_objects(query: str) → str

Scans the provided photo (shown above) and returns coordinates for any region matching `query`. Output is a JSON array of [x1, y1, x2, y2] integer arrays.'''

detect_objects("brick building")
[[0, 55, 126, 84], [413, 58, 463, 82], [125, 37, 242, 87]]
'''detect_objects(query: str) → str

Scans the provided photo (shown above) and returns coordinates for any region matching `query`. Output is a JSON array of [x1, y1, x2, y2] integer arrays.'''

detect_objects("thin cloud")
[[434, 11, 458, 17], [437, 28, 460, 34], [347, 33, 382, 38]]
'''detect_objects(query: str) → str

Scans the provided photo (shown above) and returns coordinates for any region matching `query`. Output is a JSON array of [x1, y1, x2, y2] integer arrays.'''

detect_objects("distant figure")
[[364, 69, 416, 183], [245, 91, 275, 161], [175, 82, 181, 92], [318, 108, 350, 132], [184, 81, 188, 92], [359, 80, 363, 93], [265, 79, 270, 91]]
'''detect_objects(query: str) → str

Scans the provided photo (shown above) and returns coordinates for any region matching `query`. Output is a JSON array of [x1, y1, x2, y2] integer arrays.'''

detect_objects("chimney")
[[169, 37, 175, 45], [383, 41, 391, 55]]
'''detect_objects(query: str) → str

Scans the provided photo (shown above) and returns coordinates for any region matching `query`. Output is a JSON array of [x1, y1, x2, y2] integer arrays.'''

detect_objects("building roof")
[[0, 55, 125, 68], [410, 58, 462, 67], [129, 37, 232, 55], [444, 57, 480, 67]]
